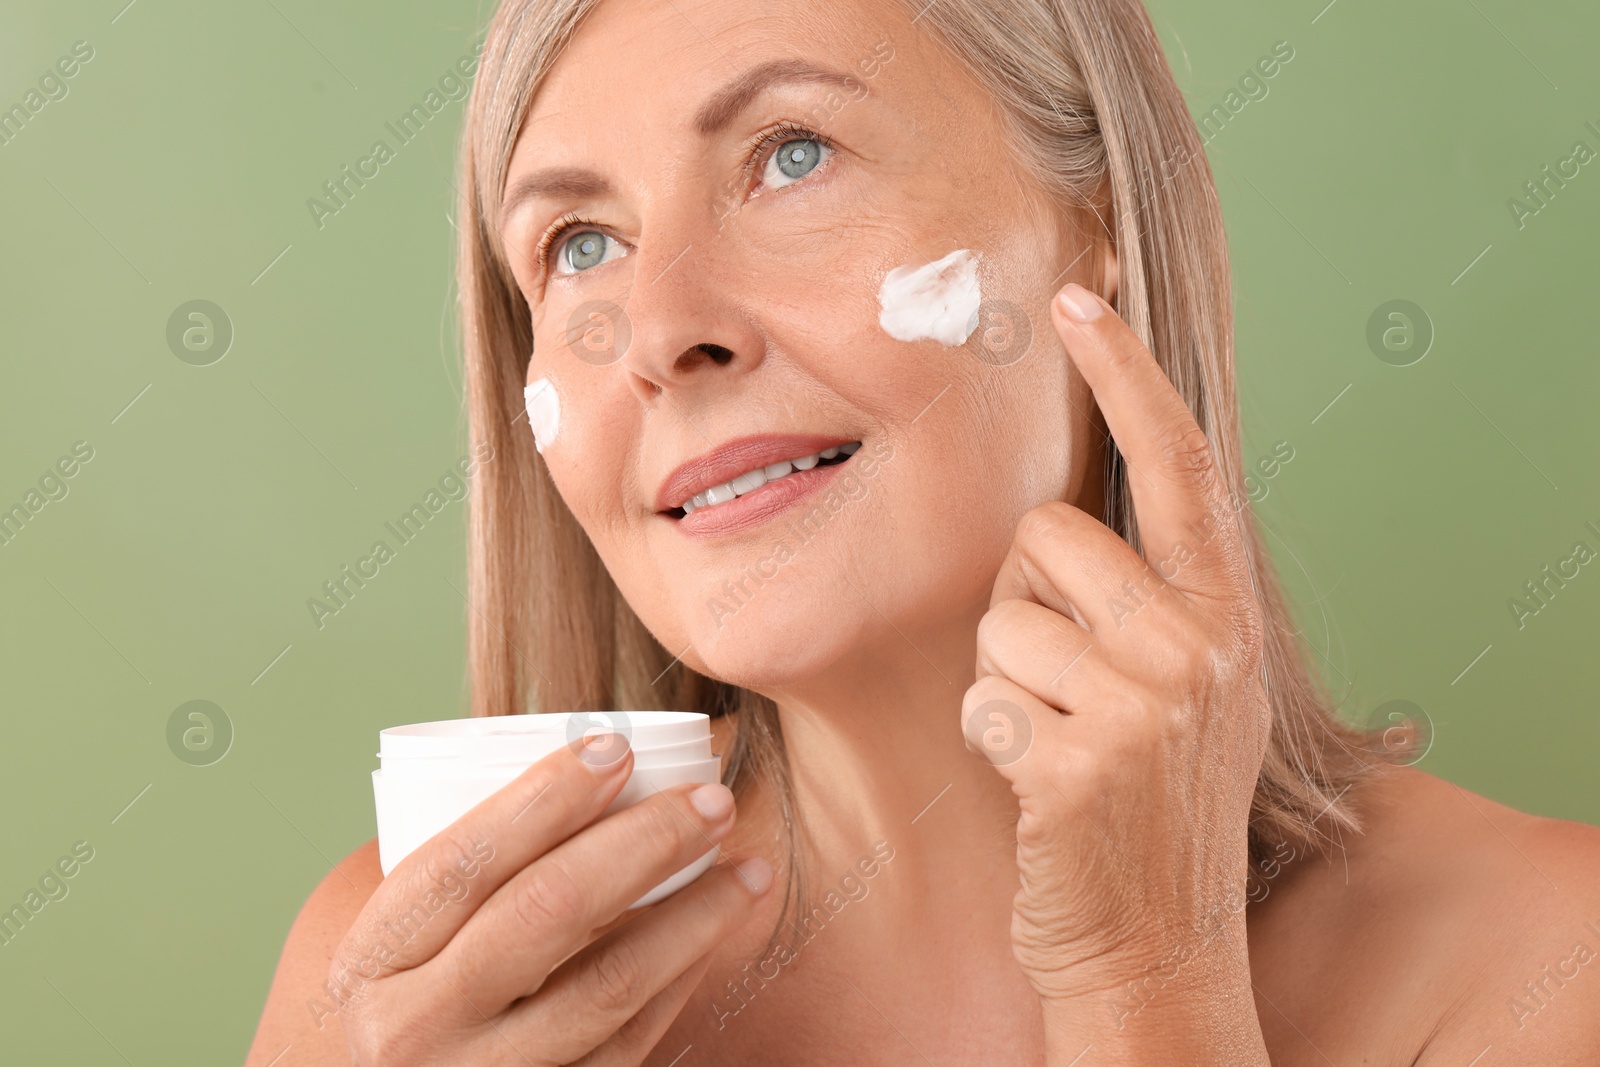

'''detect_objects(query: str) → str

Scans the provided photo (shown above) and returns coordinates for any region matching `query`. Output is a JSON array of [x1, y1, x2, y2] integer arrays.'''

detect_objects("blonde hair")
[[456, 0, 1392, 903]]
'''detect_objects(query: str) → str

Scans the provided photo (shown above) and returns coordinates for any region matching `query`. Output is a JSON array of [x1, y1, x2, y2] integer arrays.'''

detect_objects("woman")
[[248, 0, 1600, 1062]]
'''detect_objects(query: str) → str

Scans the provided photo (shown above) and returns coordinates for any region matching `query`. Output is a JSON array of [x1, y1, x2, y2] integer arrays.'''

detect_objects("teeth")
[[677, 443, 860, 514], [730, 469, 767, 494]]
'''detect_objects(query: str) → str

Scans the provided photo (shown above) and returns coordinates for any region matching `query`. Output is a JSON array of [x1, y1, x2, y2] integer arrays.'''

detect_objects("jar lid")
[[377, 710, 711, 763]]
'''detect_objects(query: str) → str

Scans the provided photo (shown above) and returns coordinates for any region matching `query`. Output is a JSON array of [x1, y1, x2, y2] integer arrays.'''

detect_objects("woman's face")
[[501, 0, 1106, 690]]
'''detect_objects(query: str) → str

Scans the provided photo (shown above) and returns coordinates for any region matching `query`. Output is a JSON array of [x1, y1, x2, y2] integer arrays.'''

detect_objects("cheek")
[[522, 368, 639, 542], [723, 206, 910, 333]]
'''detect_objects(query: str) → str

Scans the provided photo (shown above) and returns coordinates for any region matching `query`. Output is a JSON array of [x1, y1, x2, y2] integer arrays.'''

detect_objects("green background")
[[1, 0, 1594, 1060]]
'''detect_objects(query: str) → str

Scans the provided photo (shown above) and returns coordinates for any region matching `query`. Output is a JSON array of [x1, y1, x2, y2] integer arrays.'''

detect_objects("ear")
[[1100, 239, 1120, 306]]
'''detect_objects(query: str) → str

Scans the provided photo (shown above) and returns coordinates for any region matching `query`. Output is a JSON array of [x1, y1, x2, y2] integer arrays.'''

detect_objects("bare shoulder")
[[1252, 764, 1600, 1063], [1348, 761, 1600, 884], [1370, 767, 1600, 1062], [1350, 764, 1600, 925], [243, 838, 385, 1065]]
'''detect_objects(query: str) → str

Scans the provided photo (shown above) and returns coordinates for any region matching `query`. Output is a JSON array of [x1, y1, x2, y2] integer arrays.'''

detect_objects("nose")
[[609, 232, 765, 404]]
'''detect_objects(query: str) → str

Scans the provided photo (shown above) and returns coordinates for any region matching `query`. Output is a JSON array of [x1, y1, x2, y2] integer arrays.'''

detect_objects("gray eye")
[[562, 230, 609, 272], [769, 139, 823, 184]]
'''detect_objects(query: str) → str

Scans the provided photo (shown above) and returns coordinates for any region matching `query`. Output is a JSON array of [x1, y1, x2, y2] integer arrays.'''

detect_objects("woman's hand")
[[329, 735, 772, 1065], [963, 283, 1272, 1063]]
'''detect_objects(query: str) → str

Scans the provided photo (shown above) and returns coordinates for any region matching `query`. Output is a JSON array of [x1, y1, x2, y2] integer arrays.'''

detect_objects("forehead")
[[515, 0, 931, 144]]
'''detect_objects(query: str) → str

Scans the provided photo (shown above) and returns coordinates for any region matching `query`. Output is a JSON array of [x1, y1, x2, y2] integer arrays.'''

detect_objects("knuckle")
[[1183, 632, 1217, 680], [608, 962, 691, 1054], [1175, 614, 1233, 683], [1062, 744, 1105, 789], [1228, 591, 1267, 652], [372, 1022, 436, 1066], [627, 798, 683, 856], [1128, 686, 1172, 739], [1156, 623, 1209, 681], [327, 939, 355, 983], [1015, 501, 1077, 550], [1163, 421, 1218, 483], [977, 599, 1026, 652], [1155, 694, 1194, 747], [330, 959, 454, 1062], [1232, 599, 1267, 664], [608, 996, 656, 1050], [351, 1019, 407, 1064], [589, 937, 648, 1014], [341, 1011, 380, 1057], [516, 758, 564, 806], [514, 859, 588, 933], [962, 672, 1017, 717], [416, 834, 480, 897], [335, 988, 396, 1058], [326, 942, 381, 1005], [642, 794, 696, 850]]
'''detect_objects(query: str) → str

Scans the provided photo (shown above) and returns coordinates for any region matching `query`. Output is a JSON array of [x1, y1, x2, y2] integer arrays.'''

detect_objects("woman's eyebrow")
[[502, 167, 612, 220], [692, 59, 860, 136], [501, 60, 859, 220]]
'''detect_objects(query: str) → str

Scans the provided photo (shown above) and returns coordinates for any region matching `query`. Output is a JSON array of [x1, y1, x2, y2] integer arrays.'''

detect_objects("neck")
[[757, 597, 1022, 921]]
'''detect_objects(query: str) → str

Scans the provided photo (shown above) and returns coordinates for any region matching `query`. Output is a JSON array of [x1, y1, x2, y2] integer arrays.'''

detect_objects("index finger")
[[1052, 282, 1247, 600], [343, 735, 633, 976]]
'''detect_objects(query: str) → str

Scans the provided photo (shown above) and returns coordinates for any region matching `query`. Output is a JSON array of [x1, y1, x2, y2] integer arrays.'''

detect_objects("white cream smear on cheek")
[[524, 378, 560, 453], [876, 248, 983, 346]]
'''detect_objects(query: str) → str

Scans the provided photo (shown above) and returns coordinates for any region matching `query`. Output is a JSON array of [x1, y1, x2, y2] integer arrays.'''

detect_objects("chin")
[[672, 567, 878, 691]]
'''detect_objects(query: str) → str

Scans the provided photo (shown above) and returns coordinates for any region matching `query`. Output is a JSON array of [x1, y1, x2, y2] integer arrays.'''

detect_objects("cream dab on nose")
[[876, 248, 982, 346], [524, 378, 560, 453]]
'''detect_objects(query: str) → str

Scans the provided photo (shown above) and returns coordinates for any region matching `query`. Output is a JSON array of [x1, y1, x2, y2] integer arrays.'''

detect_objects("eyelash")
[[534, 121, 838, 273], [739, 120, 838, 190], [535, 210, 601, 274]]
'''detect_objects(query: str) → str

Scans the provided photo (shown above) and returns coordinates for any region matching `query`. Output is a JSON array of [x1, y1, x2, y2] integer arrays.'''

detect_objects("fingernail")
[[735, 857, 774, 895], [1057, 283, 1103, 323], [689, 782, 735, 822], [579, 731, 630, 772]]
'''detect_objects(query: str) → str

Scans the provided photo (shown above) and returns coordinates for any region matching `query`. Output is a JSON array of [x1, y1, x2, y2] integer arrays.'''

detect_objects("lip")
[[654, 433, 857, 514], [654, 433, 860, 539]]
